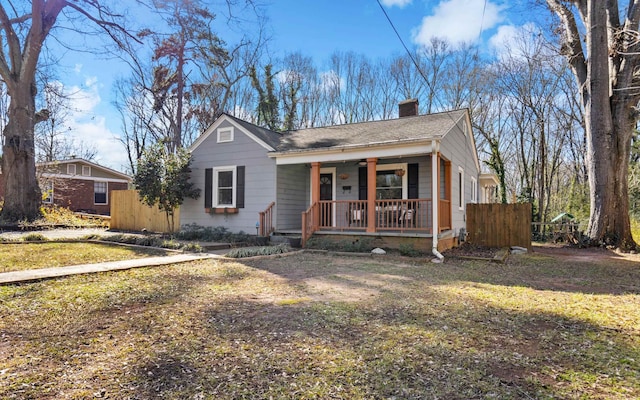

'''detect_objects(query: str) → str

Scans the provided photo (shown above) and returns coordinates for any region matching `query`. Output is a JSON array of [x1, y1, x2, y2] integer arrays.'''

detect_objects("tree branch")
[[547, 0, 588, 107]]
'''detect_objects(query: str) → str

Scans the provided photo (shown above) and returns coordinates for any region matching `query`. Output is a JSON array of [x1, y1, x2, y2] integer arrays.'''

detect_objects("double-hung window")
[[214, 166, 236, 207], [94, 181, 107, 205], [375, 163, 408, 200]]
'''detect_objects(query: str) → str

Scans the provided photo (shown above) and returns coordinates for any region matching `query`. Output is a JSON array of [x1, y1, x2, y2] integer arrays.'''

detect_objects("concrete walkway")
[[0, 253, 218, 285]]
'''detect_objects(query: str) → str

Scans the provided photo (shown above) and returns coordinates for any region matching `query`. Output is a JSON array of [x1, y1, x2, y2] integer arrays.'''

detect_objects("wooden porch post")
[[311, 162, 321, 226], [366, 158, 377, 233], [431, 142, 440, 241]]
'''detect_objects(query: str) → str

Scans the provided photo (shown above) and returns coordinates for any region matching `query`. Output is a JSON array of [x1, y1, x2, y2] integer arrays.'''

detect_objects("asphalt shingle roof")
[[276, 109, 467, 153], [222, 113, 283, 149]]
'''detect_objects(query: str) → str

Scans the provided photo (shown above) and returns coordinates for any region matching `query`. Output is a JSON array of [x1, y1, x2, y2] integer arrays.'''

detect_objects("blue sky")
[[57, 0, 542, 171]]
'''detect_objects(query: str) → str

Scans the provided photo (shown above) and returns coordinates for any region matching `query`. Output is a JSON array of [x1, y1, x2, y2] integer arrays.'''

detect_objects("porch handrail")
[[258, 202, 276, 236], [301, 202, 319, 247]]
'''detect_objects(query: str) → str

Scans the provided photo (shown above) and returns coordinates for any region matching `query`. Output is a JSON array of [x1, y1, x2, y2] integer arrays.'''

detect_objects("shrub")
[[398, 243, 421, 257], [226, 244, 291, 258], [23, 233, 47, 242], [305, 237, 375, 253]]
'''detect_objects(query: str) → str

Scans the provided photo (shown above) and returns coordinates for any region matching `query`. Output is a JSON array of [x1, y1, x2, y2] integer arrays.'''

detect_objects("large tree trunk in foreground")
[[548, 0, 638, 250], [1, 82, 42, 221]]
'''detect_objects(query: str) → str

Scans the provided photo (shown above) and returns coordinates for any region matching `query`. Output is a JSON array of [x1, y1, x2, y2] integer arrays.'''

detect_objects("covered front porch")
[[291, 152, 453, 246]]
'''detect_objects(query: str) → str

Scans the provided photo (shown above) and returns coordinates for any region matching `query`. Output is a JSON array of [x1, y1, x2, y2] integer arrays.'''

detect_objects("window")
[[94, 181, 107, 204], [82, 166, 91, 176], [214, 166, 236, 206], [376, 170, 403, 199], [42, 181, 53, 204], [217, 127, 234, 143], [471, 177, 478, 203], [375, 163, 407, 200], [67, 164, 76, 175], [458, 167, 464, 209]]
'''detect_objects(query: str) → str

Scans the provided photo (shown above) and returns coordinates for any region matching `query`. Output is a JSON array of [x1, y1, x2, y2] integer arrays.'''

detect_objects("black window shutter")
[[236, 166, 245, 208], [204, 168, 212, 208], [358, 167, 368, 200], [408, 163, 419, 199]]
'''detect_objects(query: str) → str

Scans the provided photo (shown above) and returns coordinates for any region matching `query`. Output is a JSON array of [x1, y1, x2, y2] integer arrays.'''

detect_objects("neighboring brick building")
[[0, 158, 132, 215]]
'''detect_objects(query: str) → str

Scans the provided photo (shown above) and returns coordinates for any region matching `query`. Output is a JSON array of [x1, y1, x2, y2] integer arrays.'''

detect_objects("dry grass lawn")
[[0, 247, 639, 399], [0, 242, 170, 273]]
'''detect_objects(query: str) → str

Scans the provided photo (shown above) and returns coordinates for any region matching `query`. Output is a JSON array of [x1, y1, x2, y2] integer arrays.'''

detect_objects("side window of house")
[[458, 167, 464, 209], [215, 167, 236, 206], [204, 166, 245, 209], [82, 166, 91, 176], [67, 164, 76, 175], [94, 182, 107, 204], [471, 177, 478, 203]]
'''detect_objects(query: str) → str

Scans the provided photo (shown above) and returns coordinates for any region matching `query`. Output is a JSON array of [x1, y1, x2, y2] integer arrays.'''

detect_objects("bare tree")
[[546, 0, 639, 249], [0, 1, 135, 222]]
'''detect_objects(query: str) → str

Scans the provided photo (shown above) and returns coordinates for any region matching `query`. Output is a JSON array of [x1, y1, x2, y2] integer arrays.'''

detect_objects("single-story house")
[[0, 158, 132, 215], [181, 99, 496, 253]]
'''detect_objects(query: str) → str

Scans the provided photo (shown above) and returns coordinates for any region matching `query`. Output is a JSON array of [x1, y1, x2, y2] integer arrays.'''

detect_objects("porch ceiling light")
[[358, 160, 367, 166]]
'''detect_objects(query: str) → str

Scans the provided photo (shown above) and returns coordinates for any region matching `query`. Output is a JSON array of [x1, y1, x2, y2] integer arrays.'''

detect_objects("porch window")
[[214, 166, 236, 207], [94, 181, 107, 204], [376, 171, 402, 199], [375, 164, 407, 199]]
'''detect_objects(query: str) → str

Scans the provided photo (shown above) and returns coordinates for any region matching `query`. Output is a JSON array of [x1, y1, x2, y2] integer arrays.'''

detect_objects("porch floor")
[[275, 229, 439, 238]]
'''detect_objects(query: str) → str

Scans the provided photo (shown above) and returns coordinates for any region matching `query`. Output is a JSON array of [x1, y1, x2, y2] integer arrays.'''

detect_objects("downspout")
[[431, 140, 444, 262]]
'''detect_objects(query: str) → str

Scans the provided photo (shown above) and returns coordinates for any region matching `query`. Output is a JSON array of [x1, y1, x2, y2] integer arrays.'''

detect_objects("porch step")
[[270, 232, 302, 248]]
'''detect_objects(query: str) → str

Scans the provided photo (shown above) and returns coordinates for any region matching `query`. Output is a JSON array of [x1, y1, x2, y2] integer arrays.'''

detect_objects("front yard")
[[0, 248, 639, 399]]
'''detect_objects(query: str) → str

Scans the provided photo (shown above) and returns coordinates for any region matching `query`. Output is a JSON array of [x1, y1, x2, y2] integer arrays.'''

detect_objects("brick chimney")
[[399, 98, 419, 117]]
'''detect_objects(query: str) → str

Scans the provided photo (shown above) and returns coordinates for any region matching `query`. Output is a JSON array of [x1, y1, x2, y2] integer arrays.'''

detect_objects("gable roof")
[[38, 158, 131, 181], [190, 113, 282, 152], [277, 109, 468, 153]]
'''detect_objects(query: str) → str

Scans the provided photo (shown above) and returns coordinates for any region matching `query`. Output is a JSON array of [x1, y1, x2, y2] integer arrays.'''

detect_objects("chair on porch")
[[348, 207, 366, 227], [398, 208, 415, 228]]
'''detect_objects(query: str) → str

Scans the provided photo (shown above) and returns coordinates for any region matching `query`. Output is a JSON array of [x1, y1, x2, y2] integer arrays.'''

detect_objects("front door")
[[320, 173, 333, 226]]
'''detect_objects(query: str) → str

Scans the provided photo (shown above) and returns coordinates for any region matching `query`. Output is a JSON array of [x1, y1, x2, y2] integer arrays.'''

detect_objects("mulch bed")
[[442, 242, 501, 260]]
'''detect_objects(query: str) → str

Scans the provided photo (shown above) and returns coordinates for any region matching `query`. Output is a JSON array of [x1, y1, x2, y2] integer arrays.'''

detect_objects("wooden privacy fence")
[[466, 203, 532, 249], [110, 190, 180, 233]]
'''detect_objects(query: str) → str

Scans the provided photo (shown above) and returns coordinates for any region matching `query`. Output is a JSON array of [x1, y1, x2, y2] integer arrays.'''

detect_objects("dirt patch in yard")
[[533, 243, 640, 263]]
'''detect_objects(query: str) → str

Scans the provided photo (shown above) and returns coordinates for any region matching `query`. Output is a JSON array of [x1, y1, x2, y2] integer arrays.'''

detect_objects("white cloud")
[[413, 0, 505, 46], [62, 79, 129, 172], [381, 0, 412, 8], [489, 23, 541, 59]]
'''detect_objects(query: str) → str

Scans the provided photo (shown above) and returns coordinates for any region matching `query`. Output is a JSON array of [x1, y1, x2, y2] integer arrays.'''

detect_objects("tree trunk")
[[585, 102, 635, 248], [1, 82, 42, 221], [582, 2, 635, 249]]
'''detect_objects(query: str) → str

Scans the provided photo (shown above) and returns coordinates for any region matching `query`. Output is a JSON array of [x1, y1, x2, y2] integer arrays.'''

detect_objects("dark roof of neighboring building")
[[276, 109, 468, 152]]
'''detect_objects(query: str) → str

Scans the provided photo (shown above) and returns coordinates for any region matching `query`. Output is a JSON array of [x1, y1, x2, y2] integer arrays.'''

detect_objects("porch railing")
[[258, 202, 275, 236], [316, 199, 434, 233], [439, 199, 451, 231]]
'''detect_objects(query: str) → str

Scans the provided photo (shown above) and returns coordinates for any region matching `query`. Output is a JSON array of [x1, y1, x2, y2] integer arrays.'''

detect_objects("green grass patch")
[[0, 242, 169, 272], [0, 251, 638, 399], [632, 218, 640, 244]]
